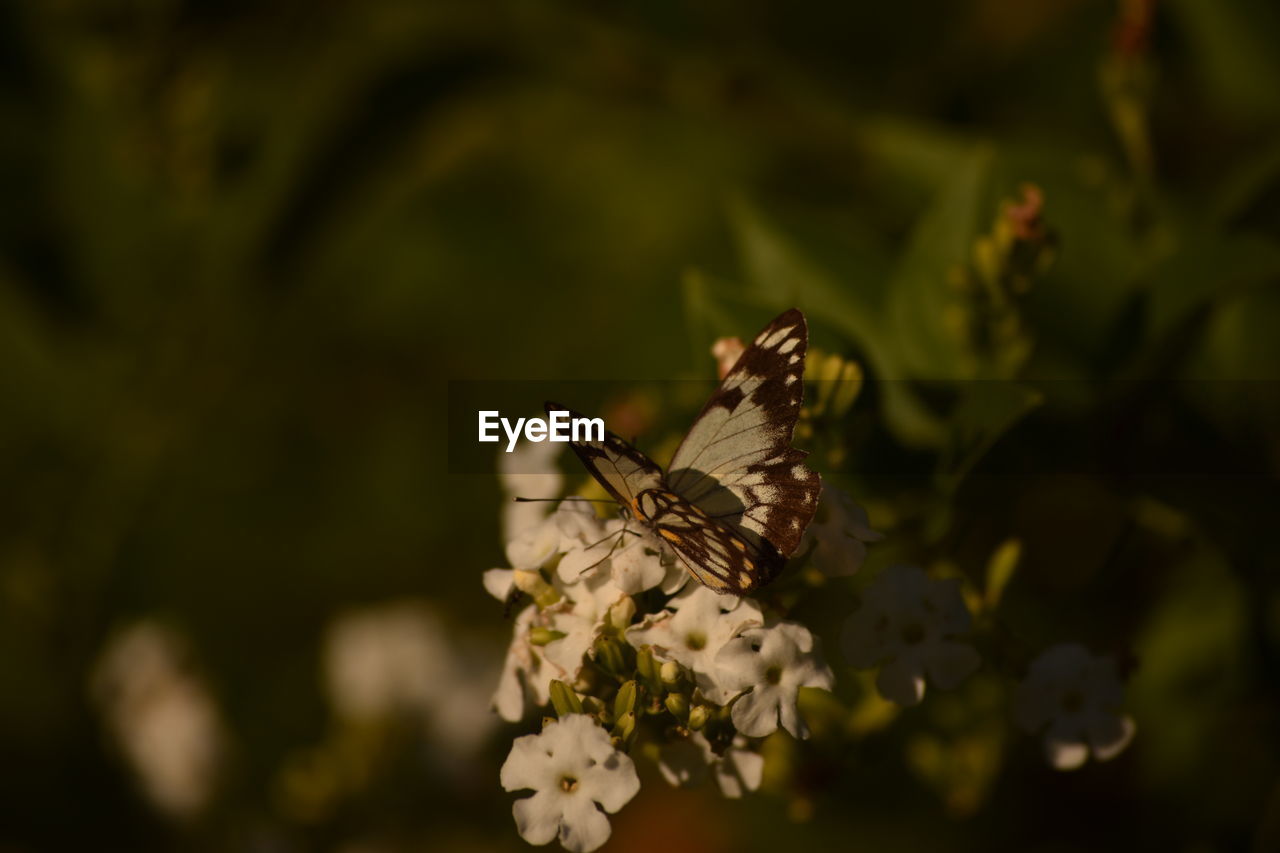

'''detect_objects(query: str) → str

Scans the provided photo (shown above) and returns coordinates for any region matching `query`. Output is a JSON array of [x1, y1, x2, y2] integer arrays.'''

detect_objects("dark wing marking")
[[635, 489, 784, 595], [545, 401, 662, 516], [666, 309, 821, 560]]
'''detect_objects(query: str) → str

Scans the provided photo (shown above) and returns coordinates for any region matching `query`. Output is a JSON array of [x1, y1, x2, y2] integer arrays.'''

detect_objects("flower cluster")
[[487, 444, 855, 850], [488, 401, 1137, 850]]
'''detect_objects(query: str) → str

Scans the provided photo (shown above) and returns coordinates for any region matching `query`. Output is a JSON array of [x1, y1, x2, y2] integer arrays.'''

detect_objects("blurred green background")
[[3, 0, 1280, 850]]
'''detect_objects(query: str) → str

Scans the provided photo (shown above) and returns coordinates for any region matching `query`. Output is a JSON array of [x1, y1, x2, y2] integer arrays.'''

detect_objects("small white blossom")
[[841, 565, 980, 706], [626, 585, 764, 704], [559, 518, 683, 595], [801, 484, 883, 578], [656, 731, 764, 799], [493, 606, 556, 721], [90, 622, 226, 819], [1014, 643, 1136, 771], [507, 501, 602, 571], [501, 714, 640, 853], [715, 621, 834, 738]]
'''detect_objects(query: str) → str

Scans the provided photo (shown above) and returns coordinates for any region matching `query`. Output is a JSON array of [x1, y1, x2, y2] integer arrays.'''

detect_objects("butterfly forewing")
[[665, 309, 821, 560], [544, 402, 663, 515]]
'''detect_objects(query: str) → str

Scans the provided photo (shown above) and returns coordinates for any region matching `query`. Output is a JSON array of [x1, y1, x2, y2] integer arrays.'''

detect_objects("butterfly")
[[547, 308, 821, 596]]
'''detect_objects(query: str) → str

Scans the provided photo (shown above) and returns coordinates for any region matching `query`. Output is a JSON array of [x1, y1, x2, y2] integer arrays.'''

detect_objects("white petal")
[[582, 751, 640, 813], [877, 655, 926, 706], [1045, 737, 1089, 771], [714, 638, 766, 691], [609, 539, 668, 594], [512, 790, 562, 846], [925, 641, 980, 690], [1088, 713, 1136, 762], [500, 732, 552, 792], [557, 795, 613, 853], [777, 689, 809, 739], [483, 569, 515, 601], [731, 688, 782, 737], [1044, 715, 1088, 770]]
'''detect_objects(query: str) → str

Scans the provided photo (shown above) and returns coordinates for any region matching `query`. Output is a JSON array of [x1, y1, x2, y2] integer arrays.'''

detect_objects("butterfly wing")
[[635, 489, 783, 595], [544, 402, 663, 516], [666, 309, 821, 564]]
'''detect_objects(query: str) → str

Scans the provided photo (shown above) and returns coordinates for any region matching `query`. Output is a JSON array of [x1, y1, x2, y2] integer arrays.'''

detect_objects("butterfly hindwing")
[[634, 489, 783, 595], [665, 309, 821, 561], [545, 402, 663, 516]]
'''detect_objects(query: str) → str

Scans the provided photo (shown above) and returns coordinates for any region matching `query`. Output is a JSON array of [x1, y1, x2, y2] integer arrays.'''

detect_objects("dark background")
[[2, 1, 1279, 851]]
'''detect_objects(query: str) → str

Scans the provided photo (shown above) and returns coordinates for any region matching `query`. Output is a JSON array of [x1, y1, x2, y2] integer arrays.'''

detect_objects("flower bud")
[[607, 596, 636, 632], [687, 704, 711, 731], [660, 660, 682, 688], [594, 636, 626, 676], [664, 692, 689, 721], [529, 627, 567, 646], [513, 569, 561, 609]]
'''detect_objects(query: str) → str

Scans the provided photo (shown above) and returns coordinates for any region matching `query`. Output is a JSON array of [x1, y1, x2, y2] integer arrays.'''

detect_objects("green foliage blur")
[[2, 0, 1279, 851]]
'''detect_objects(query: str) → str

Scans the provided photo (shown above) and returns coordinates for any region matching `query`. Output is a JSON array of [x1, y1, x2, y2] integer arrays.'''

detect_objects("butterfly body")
[[548, 308, 821, 596]]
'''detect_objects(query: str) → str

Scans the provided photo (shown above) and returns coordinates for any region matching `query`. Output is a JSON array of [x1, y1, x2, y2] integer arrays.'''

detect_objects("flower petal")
[[557, 795, 614, 853], [483, 569, 515, 601], [1045, 737, 1089, 771], [1088, 713, 1136, 762], [512, 789, 562, 846], [584, 750, 640, 813], [1044, 715, 1088, 770], [731, 688, 781, 737]]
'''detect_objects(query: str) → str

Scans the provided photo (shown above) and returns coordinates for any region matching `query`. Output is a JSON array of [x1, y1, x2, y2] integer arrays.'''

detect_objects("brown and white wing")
[[665, 309, 821, 560], [545, 402, 663, 516]]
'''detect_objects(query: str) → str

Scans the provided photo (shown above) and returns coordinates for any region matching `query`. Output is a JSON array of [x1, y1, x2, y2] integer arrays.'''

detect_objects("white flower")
[[801, 484, 883, 578], [626, 585, 763, 704], [90, 621, 225, 818], [493, 606, 556, 722], [1014, 643, 1136, 771], [324, 602, 498, 763], [501, 715, 640, 853], [493, 566, 633, 722], [507, 501, 602, 571], [715, 621, 834, 738], [323, 603, 453, 719], [656, 731, 763, 799], [841, 565, 980, 706], [559, 518, 683, 595]]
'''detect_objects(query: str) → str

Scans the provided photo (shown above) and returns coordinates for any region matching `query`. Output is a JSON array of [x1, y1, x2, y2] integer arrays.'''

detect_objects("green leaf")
[[884, 147, 992, 380], [983, 538, 1022, 611], [724, 199, 948, 447]]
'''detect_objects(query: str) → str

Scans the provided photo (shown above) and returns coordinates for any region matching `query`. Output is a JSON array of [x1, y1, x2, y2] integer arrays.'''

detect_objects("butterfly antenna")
[[512, 496, 619, 504]]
